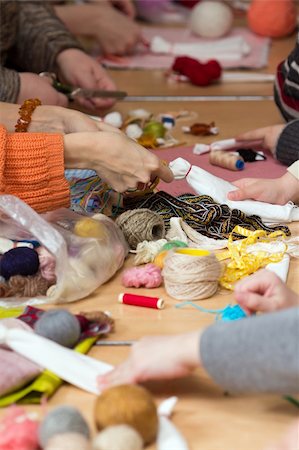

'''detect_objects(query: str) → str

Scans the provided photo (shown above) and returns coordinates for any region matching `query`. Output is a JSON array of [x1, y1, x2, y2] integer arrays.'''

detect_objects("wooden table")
[[1, 101, 298, 450], [107, 33, 296, 98]]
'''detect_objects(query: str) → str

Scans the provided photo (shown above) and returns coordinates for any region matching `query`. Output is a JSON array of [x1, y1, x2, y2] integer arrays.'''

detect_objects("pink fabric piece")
[[122, 264, 163, 288], [0, 406, 39, 450], [102, 27, 270, 69], [154, 147, 287, 197], [0, 348, 42, 396]]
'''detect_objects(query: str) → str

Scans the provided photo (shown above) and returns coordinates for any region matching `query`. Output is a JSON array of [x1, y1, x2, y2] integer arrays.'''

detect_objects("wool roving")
[[92, 425, 143, 450], [248, 0, 297, 38], [37, 247, 56, 283], [44, 432, 90, 450], [0, 247, 39, 280], [134, 239, 167, 265], [95, 384, 158, 445], [0, 406, 39, 450], [190, 1, 233, 38], [38, 406, 90, 449], [163, 248, 222, 300], [116, 209, 165, 250], [34, 309, 81, 348], [74, 217, 107, 239], [121, 264, 162, 288], [8, 273, 49, 298]]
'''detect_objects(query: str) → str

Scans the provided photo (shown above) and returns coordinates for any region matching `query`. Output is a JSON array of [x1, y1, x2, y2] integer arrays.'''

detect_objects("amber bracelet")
[[15, 98, 42, 132]]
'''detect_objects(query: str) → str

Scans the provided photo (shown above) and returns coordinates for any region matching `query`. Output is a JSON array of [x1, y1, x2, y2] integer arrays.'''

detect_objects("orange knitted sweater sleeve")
[[0, 125, 70, 213]]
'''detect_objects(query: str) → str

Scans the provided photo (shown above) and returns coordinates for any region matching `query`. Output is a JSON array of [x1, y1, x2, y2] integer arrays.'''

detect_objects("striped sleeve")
[[274, 32, 299, 121]]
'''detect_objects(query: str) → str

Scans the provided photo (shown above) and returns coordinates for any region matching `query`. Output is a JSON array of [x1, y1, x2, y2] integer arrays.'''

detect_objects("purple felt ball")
[[0, 247, 40, 280]]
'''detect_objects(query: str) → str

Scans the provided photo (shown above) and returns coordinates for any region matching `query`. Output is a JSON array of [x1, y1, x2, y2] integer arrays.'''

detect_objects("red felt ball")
[[172, 56, 202, 73], [172, 56, 211, 86], [204, 60, 222, 80], [187, 69, 211, 86]]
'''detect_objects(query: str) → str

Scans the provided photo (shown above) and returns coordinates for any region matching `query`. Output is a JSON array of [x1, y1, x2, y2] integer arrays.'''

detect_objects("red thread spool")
[[118, 293, 164, 310]]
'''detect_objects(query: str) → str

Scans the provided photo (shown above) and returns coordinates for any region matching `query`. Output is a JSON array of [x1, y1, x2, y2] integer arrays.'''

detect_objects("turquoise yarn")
[[175, 302, 247, 322]]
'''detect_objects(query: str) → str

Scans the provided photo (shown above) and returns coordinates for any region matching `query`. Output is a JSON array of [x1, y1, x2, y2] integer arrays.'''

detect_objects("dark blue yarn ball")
[[0, 247, 40, 280]]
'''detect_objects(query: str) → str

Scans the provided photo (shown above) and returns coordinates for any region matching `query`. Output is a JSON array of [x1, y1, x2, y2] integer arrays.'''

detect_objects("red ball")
[[204, 60, 222, 80]]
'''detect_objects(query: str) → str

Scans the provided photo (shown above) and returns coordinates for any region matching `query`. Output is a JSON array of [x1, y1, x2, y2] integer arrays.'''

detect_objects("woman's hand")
[[56, 49, 117, 110], [234, 269, 299, 315], [18, 73, 68, 107], [63, 130, 174, 192], [235, 125, 285, 155], [97, 331, 200, 389]]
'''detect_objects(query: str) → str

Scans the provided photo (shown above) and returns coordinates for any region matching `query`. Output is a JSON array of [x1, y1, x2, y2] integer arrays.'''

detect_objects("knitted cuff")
[[275, 120, 299, 166], [2, 127, 70, 213]]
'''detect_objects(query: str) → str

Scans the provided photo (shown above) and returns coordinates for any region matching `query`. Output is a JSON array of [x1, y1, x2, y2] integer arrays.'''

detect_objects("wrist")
[[180, 331, 202, 369], [280, 172, 299, 204], [28, 106, 65, 134], [63, 132, 96, 170]]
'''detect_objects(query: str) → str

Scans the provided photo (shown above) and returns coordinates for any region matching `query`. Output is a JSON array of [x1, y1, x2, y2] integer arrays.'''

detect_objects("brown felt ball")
[[94, 385, 158, 445]]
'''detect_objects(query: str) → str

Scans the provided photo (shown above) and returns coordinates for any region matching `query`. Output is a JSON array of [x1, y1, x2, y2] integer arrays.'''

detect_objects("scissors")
[[39, 72, 127, 100]]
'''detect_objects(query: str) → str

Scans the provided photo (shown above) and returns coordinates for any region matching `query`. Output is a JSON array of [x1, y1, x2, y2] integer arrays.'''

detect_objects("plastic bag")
[[0, 195, 128, 306]]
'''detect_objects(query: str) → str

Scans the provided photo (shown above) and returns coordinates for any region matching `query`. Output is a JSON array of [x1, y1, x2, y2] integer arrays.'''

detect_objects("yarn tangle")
[[1, 273, 50, 298], [133, 239, 167, 265], [121, 191, 290, 240], [116, 209, 165, 249], [176, 301, 247, 322], [163, 249, 222, 300], [122, 264, 162, 288]]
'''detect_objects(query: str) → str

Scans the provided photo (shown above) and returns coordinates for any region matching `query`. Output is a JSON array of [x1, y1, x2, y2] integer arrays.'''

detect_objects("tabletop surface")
[[1, 97, 298, 449]]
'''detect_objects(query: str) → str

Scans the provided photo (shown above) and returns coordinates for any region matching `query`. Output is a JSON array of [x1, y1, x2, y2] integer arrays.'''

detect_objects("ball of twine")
[[116, 209, 165, 250], [92, 425, 143, 450], [34, 309, 81, 348], [163, 250, 222, 300], [94, 384, 158, 445], [39, 406, 90, 449]]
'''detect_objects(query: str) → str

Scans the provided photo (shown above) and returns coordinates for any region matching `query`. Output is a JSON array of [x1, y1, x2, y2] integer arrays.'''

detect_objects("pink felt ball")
[[122, 264, 162, 288]]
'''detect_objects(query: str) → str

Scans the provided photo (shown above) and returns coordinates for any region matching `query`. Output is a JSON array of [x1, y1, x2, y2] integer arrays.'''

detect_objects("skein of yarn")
[[95, 384, 158, 445], [39, 406, 90, 449], [248, 0, 297, 38], [190, 1, 234, 39], [209, 150, 244, 171], [34, 309, 81, 348], [7, 273, 49, 298], [116, 209, 165, 250], [0, 247, 40, 280], [92, 425, 143, 450], [37, 247, 56, 284], [163, 248, 222, 300]]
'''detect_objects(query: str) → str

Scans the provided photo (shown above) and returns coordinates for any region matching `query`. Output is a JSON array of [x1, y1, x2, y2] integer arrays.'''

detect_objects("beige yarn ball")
[[45, 432, 90, 450], [190, 1, 233, 39], [115, 209, 165, 250], [92, 425, 143, 450], [94, 384, 158, 445], [163, 248, 222, 300]]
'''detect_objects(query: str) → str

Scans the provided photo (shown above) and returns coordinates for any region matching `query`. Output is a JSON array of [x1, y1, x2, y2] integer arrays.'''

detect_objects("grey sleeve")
[[275, 120, 299, 166], [200, 308, 299, 394]]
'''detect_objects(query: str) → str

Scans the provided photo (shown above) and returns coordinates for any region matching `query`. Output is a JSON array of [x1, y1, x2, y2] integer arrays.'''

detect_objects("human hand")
[[63, 130, 174, 192], [18, 73, 68, 107], [110, 0, 136, 18], [264, 420, 299, 450], [234, 269, 299, 315], [235, 125, 285, 156], [227, 172, 299, 204], [56, 49, 117, 110], [97, 331, 200, 388]]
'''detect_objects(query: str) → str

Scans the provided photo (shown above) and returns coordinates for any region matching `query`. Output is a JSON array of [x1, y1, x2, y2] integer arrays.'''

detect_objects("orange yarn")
[[247, 0, 297, 38], [0, 125, 70, 213]]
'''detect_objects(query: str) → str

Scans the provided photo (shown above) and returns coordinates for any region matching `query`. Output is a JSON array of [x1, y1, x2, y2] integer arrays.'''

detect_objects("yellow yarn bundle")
[[163, 248, 222, 300]]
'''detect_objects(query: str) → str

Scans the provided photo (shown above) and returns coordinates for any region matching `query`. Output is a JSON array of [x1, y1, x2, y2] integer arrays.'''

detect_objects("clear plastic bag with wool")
[[0, 195, 128, 306]]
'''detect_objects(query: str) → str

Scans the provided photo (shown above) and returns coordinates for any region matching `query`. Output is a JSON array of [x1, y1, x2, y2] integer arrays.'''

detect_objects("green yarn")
[[143, 122, 166, 139]]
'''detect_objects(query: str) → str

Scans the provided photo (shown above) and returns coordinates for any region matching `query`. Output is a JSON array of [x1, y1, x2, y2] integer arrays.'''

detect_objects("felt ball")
[[142, 121, 166, 139], [0, 247, 40, 280], [247, 0, 297, 38], [190, 1, 233, 38], [125, 124, 143, 140], [204, 60, 222, 80], [34, 309, 81, 348], [92, 425, 143, 450], [74, 218, 107, 240], [45, 432, 90, 450], [94, 385, 158, 445], [103, 112, 123, 128], [39, 406, 90, 448]]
